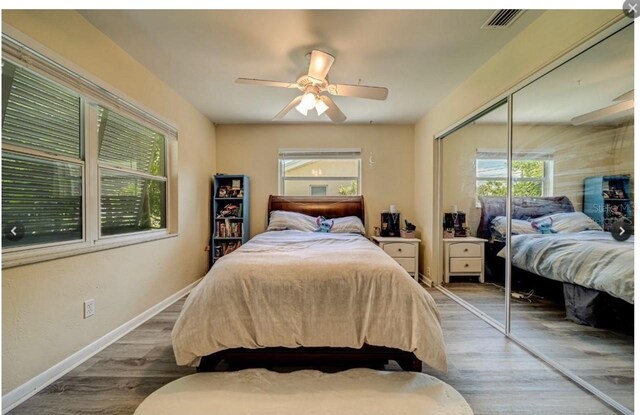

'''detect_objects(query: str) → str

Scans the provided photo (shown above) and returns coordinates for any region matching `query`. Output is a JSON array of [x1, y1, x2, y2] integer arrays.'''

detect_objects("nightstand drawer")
[[383, 243, 416, 258], [449, 243, 481, 258], [394, 257, 416, 274], [449, 258, 482, 273]]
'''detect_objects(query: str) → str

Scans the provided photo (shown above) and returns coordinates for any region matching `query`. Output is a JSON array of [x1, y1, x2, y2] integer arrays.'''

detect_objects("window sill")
[[2, 231, 179, 269]]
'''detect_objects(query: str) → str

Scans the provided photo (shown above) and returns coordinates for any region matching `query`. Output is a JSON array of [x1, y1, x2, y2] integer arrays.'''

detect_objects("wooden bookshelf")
[[211, 174, 250, 267]]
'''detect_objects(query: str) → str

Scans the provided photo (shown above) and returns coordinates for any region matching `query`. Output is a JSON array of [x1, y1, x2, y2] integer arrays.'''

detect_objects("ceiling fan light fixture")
[[315, 98, 329, 116], [300, 92, 317, 111], [295, 103, 308, 116]]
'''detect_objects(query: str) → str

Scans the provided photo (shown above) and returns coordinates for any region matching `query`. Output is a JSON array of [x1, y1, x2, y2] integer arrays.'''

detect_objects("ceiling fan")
[[571, 90, 634, 126], [236, 50, 388, 123]]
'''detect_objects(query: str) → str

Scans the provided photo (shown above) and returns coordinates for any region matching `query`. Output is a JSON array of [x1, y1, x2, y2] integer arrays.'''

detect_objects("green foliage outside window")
[[147, 144, 164, 228], [477, 160, 545, 198], [338, 181, 358, 196]]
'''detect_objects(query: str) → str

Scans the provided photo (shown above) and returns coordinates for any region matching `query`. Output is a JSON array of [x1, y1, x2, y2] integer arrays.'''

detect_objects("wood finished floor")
[[8, 288, 620, 415], [445, 282, 634, 411]]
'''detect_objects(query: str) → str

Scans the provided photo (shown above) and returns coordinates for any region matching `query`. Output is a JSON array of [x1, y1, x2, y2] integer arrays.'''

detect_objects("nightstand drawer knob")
[[398, 248, 402, 252], [464, 248, 468, 252], [464, 263, 469, 267]]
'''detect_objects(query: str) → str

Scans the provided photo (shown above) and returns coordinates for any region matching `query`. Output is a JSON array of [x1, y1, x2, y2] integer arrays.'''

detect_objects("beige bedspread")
[[172, 231, 447, 372]]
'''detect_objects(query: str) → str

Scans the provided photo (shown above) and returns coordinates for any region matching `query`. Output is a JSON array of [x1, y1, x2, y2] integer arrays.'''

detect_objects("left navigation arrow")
[[4, 223, 25, 242]]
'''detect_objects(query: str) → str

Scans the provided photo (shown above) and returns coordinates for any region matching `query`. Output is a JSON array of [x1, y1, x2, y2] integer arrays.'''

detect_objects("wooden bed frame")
[[267, 195, 366, 223], [197, 195, 423, 372]]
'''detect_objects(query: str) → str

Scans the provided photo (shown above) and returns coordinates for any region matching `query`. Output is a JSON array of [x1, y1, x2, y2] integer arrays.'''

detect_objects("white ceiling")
[[79, 10, 541, 124]]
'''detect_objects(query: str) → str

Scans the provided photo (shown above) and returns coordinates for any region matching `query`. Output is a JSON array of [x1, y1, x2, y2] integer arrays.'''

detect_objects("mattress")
[[498, 231, 634, 303], [172, 230, 447, 372]]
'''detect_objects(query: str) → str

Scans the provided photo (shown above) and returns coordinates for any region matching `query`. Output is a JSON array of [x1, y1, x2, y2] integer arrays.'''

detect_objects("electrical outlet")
[[84, 299, 95, 319]]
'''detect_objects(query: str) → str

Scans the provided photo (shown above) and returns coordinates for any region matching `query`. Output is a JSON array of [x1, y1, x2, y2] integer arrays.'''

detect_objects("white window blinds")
[[2, 61, 81, 157], [97, 107, 167, 236], [278, 148, 362, 159], [2, 60, 84, 247], [2, 36, 175, 257]]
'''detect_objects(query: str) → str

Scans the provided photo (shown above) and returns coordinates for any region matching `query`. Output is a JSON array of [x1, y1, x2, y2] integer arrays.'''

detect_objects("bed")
[[172, 196, 447, 373], [477, 196, 634, 326]]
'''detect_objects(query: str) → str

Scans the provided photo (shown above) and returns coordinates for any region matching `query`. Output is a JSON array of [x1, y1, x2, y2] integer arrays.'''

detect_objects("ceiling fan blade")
[[328, 83, 388, 100], [236, 78, 297, 89], [613, 90, 634, 102], [308, 50, 335, 81], [571, 100, 634, 126], [273, 96, 303, 120], [319, 95, 346, 123]]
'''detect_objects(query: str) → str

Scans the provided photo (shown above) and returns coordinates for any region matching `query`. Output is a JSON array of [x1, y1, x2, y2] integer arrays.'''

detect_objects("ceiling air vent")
[[482, 10, 524, 29]]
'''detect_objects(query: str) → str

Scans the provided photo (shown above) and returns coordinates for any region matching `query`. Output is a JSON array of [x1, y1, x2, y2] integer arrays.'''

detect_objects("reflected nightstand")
[[443, 237, 487, 283]]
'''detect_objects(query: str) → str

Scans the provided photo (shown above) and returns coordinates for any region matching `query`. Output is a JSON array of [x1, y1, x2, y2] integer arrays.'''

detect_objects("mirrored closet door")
[[438, 22, 634, 414], [509, 23, 634, 412], [440, 102, 508, 325]]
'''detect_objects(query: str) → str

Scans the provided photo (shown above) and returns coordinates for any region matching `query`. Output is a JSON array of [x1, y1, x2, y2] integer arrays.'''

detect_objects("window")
[[1, 40, 177, 266], [476, 150, 553, 205], [97, 107, 166, 236], [278, 149, 361, 196], [2, 60, 84, 247]]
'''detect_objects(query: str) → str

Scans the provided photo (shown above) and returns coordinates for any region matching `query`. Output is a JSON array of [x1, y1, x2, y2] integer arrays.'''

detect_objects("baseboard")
[[2, 277, 202, 414], [419, 273, 434, 287]]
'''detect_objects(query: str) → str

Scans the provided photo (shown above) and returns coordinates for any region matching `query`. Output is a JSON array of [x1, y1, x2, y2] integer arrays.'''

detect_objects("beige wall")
[[216, 124, 415, 236], [414, 10, 624, 283], [2, 11, 216, 393], [441, 122, 634, 236]]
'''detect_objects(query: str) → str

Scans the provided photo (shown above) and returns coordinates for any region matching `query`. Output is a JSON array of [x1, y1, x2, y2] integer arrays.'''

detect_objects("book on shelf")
[[213, 241, 242, 258], [215, 219, 243, 238], [216, 202, 243, 218]]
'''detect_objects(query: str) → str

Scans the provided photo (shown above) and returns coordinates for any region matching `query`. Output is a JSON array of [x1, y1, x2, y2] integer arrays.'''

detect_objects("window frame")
[[278, 148, 362, 197], [95, 105, 169, 240], [474, 152, 554, 207], [2, 37, 177, 269]]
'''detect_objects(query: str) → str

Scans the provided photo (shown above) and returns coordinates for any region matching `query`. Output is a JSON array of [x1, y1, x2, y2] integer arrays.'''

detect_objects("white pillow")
[[267, 210, 317, 232], [530, 212, 603, 233], [491, 216, 536, 238], [330, 216, 366, 235]]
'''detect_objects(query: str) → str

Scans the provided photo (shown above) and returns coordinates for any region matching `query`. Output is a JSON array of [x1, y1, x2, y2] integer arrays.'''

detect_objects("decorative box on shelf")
[[400, 229, 415, 239]]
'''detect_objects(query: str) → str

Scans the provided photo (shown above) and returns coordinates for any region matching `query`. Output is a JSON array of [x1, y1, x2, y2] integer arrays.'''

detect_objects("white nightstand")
[[371, 236, 420, 280], [443, 237, 487, 283]]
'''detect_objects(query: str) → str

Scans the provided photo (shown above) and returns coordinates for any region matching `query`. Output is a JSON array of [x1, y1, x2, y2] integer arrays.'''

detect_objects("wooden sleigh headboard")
[[267, 195, 365, 223], [476, 196, 575, 240]]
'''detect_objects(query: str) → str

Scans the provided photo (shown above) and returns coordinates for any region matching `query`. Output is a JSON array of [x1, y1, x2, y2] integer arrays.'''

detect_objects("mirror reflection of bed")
[[478, 195, 633, 323], [444, 168, 635, 411], [440, 24, 634, 411]]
